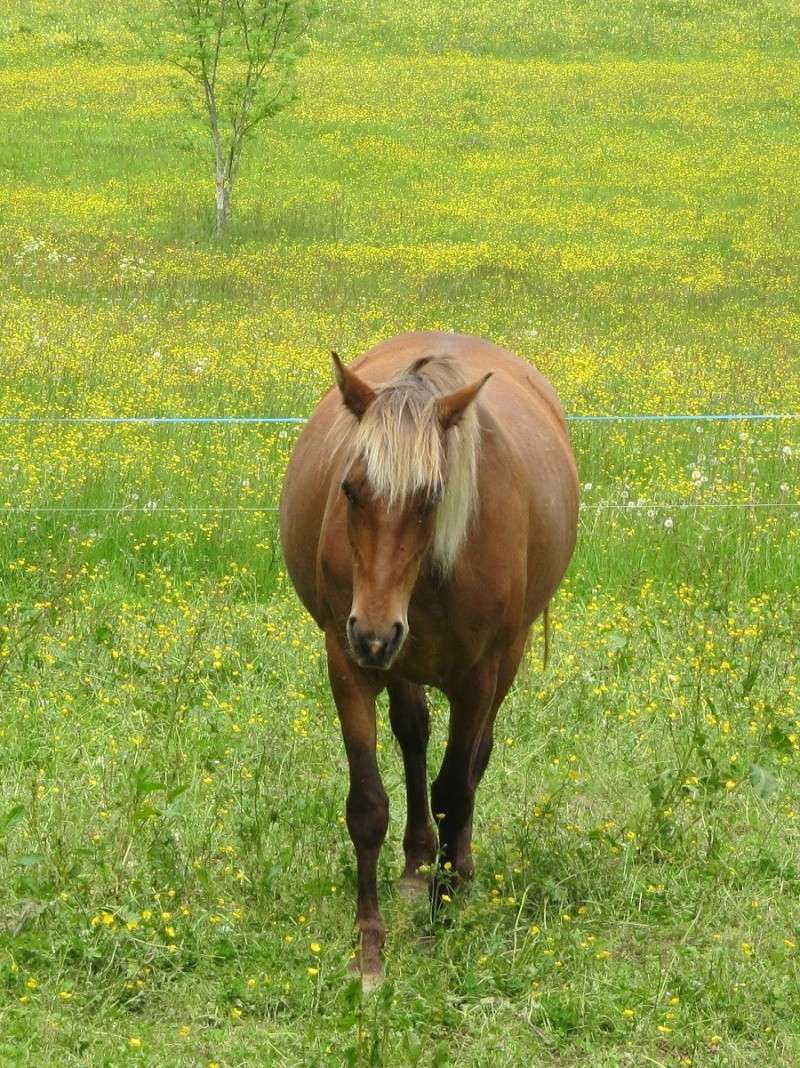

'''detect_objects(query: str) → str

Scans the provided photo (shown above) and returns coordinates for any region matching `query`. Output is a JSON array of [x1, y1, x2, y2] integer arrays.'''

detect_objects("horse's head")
[[332, 352, 490, 670]]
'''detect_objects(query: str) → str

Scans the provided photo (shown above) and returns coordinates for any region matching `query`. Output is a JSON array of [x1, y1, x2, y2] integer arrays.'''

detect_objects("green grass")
[[1, 0, 799, 1064]]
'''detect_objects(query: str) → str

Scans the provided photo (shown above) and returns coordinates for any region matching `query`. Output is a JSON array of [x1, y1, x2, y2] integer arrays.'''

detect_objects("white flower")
[[664, 517, 674, 530], [583, 482, 593, 492], [782, 445, 792, 458]]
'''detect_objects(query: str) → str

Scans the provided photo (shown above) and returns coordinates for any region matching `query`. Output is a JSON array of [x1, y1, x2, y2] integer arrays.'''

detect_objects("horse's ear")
[[408, 355, 434, 375], [436, 372, 492, 430], [331, 351, 376, 419]]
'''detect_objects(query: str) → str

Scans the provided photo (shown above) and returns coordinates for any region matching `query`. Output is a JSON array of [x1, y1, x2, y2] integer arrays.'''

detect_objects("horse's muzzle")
[[347, 617, 407, 670]]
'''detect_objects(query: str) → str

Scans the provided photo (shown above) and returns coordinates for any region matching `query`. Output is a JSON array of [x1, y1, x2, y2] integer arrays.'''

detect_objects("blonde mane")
[[331, 356, 482, 575]]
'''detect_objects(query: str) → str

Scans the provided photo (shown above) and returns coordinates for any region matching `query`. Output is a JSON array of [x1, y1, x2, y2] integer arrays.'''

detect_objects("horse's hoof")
[[348, 953, 384, 993], [360, 967, 384, 994], [397, 870, 430, 896]]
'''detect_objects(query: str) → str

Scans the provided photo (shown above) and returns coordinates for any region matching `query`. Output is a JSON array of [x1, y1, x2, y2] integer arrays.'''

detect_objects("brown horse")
[[279, 331, 578, 987]]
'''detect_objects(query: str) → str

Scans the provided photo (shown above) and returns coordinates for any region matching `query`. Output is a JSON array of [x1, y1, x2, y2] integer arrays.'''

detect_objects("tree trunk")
[[215, 133, 243, 237], [214, 172, 232, 236], [207, 82, 232, 237]]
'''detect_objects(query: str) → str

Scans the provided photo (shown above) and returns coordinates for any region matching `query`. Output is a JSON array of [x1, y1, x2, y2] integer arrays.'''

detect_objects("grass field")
[[1, 1, 800, 1064]]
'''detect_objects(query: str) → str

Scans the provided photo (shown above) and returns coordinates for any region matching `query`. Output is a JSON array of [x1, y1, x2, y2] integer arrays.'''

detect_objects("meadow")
[[1, 0, 799, 1064]]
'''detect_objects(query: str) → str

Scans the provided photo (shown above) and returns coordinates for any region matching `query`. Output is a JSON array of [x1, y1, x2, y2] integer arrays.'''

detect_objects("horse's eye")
[[341, 480, 358, 505], [418, 498, 436, 519]]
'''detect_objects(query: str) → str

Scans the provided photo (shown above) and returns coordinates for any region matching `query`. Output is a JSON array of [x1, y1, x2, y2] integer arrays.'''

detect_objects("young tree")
[[141, 0, 319, 235]]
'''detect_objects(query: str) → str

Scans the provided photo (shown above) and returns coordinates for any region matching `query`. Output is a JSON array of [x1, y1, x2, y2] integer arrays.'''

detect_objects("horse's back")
[[352, 331, 567, 424]]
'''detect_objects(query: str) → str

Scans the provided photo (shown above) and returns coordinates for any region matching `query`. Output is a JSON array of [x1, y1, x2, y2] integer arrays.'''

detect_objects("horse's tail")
[[542, 602, 551, 671]]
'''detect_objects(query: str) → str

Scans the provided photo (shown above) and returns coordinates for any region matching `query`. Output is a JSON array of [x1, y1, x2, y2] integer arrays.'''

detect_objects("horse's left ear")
[[436, 372, 492, 430], [331, 351, 376, 419]]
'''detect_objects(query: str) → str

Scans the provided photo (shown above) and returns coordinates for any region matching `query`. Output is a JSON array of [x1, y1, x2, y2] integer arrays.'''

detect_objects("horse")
[[279, 331, 579, 987]]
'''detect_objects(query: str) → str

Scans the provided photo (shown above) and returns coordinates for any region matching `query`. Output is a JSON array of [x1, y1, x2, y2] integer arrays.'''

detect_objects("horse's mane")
[[330, 355, 481, 575]]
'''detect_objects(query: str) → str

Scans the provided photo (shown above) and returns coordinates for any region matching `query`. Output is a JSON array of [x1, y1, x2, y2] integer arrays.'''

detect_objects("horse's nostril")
[[347, 615, 357, 630]]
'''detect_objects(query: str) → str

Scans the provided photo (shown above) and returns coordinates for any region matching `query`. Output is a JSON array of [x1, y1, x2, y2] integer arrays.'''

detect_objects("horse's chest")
[[392, 582, 511, 687]]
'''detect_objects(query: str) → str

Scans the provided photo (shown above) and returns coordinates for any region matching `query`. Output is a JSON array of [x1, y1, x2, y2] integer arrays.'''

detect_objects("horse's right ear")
[[331, 351, 376, 419], [436, 372, 492, 430]]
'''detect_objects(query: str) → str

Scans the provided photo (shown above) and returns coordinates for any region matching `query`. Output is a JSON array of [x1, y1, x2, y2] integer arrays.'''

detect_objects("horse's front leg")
[[432, 640, 527, 890], [430, 661, 497, 885], [325, 630, 388, 989], [387, 680, 438, 891]]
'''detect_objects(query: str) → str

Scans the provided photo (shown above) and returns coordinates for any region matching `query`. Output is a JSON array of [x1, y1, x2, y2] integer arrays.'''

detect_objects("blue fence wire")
[[2, 411, 796, 514], [1, 502, 797, 517], [0, 413, 798, 425]]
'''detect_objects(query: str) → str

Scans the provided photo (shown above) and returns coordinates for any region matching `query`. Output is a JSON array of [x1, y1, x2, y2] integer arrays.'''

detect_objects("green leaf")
[[376, 978, 395, 1011], [166, 782, 189, 805], [369, 1038, 383, 1068], [0, 804, 25, 838], [648, 769, 672, 808], [15, 853, 46, 867], [431, 1043, 451, 1068], [767, 724, 794, 754], [401, 1031, 422, 1062], [134, 767, 163, 798], [341, 975, 362, 1010], [749, 764, 778, 801], [134, 807, 160, 822]]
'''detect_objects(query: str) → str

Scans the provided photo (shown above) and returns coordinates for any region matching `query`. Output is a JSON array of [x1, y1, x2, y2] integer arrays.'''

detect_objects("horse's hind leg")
[[388, 680, 438, 891]]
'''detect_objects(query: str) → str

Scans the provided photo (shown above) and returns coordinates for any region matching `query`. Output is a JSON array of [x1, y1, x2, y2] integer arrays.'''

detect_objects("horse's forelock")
[[332, 356, 481, 574]]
